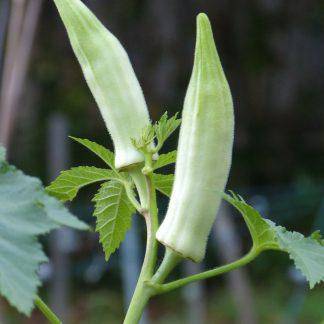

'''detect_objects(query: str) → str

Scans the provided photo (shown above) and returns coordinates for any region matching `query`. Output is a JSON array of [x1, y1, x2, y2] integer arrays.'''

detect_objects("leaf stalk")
[[149, 247, 261, 295], [35, 296, 62, 324]]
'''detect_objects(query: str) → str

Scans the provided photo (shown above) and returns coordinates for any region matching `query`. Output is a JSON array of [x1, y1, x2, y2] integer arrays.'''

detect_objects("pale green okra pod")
[[53, 0, 152, 169], [156, 13, 234, 262]]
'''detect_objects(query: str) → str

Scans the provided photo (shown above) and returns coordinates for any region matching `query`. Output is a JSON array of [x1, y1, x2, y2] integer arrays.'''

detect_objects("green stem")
[[124, 171, 159, 324], [34, 296, 62, 324], [129, 168, 149, 209], [124, 157, 263, 322], [143, 174, 159, 275], [150, 247, 260, 294], [124, 182, 142, 213], [151, 247, 182, 284]]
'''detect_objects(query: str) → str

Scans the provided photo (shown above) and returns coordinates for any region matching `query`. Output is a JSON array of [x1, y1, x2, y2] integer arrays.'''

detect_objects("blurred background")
[[0, 0, 323, 323]]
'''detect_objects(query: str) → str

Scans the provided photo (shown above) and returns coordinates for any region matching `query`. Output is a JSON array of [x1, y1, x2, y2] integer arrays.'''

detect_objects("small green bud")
[[53, 0, 152, 169], [156, 13, 234, 262]]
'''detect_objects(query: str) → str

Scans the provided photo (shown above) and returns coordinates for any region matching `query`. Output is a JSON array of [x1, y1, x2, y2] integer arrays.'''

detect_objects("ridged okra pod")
[[53, 0, 152, 169], [156, 13, 234, 262]]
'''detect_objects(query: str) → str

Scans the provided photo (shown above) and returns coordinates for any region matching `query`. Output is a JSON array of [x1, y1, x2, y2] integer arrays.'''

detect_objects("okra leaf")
[[131, 113, 181, 153], [92, 180, 135, 261], [70, 137, 118, 174], [46, 166, 116, 202], [223, 193, 278, 249], [153, 151, 177, 170], [154, 112, 181, 150], [0, 150, 88, 315], [224, 192, 324, 288], [152, 173, 174, 197], [269, 224, 324, 288], [131, 125, 155, 151]]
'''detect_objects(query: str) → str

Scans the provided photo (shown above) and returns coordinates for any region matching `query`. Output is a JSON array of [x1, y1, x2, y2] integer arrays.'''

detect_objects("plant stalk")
[[151, 247, 182, 284], [35, 296, 62, 324], [124, 170, 158, 324], [129, 168, 149, 209], [125, 164, 262, 322], [150, 247, 260, 294]]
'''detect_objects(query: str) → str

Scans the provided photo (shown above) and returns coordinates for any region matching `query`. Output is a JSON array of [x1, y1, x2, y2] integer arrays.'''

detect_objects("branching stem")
[[125, 158, 264, 323], [149, 247, 261, 294]]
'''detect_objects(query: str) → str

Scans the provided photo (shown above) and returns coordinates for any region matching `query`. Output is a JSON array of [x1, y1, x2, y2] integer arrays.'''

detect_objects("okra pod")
[[156, 13, 234, 262], [53, 0, 152, 169]]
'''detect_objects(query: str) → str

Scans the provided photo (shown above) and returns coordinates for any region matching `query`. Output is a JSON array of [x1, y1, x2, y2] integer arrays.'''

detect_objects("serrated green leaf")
[[92, 180, 135, 261], [70, 137, 118, 173], [152, 173, 174, 197], [131, 125, 155, 151], [224, 192, 324, 288], [154, 112, 181, 150], [270, 225, 324, 288], [0, 231, 47, 316], [130, 112, 180, 153], [153, 151, 177, 170], [0, 159, 88, 315], [37, 193, 89, 231], [46, 166, 116, 202], [223, 193, 278, 249]]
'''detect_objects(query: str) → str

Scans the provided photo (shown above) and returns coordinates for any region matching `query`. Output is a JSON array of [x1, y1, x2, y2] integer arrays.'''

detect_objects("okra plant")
[[1, 0, 323, 323], [46, 1, 323, 322]]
